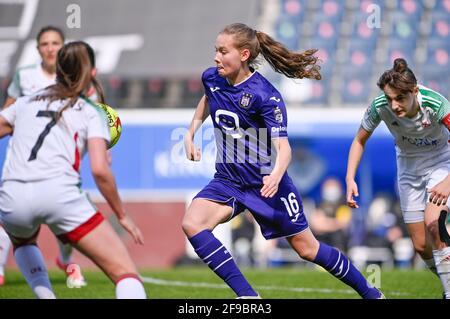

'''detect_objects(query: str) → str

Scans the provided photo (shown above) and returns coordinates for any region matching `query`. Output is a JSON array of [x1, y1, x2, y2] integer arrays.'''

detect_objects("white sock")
[[423, 257, 439, 277], [0, 227, 11, 276], [432, 247, 450, 299], [14, 245, 56, 299], [57, 240, 73, 265], [116, 276, 146, 299]]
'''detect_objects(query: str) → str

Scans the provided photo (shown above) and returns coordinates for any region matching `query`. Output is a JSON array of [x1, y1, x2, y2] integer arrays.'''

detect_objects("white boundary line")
[[140, 275, 412, 297]]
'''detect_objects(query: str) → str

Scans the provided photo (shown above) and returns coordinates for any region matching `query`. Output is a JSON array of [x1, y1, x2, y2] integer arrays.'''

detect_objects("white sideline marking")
[[140, 275, 411, 297]]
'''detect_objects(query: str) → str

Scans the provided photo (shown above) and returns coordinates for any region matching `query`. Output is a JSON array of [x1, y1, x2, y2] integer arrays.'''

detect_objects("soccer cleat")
[[377, 291, 386, 299], [0, 275, 4, 287], [66, 263, 87, 288], [56, 258, 87, 288], [372, 288, 386, 299]]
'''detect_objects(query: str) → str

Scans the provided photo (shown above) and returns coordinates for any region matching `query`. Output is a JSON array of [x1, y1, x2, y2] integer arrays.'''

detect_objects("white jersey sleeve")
[[6, 64, 56, 99], [361, 95, 384, 132], [435, 93, 450, 128]]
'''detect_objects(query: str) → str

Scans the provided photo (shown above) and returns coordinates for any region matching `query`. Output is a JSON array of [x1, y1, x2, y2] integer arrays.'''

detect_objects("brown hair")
[[37, 25, 65, 44], [220, 23, 321, 80], [35, 41, 105, 121], [377, 58, 417, 93]]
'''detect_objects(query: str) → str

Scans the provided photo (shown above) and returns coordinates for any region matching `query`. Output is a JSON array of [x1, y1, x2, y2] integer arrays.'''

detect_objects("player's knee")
[[412, 242, 427, 256], [425, 220, 440, 241], [290, 238, 317, 261], [106, 262, 137, 282], [181, 215, 201, 237], [297, 245, 317, 261], [9, 233, 38, 250]]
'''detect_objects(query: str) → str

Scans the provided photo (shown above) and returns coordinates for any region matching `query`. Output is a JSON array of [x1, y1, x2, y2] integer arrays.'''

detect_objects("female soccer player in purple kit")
[[182, 23, 384, 299]]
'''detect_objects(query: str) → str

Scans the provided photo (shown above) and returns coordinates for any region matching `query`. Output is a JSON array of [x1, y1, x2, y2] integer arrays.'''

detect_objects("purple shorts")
[[193, 175, 308, 239]]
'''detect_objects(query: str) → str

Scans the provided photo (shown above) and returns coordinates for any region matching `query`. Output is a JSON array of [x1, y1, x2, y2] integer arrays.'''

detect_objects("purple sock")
[[189, 229, 257, 297], [313, 242, 381, 299]]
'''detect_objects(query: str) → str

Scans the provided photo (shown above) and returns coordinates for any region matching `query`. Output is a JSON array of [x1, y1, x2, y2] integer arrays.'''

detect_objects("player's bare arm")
[[261, 137, 291, 198], [88, 137, 144, 245], [346, 126, 372, 208], [185, 95, 209, 161]]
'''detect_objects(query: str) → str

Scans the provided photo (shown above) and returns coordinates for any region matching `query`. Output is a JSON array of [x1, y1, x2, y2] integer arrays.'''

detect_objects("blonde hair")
[[220, 23, 321, 80]]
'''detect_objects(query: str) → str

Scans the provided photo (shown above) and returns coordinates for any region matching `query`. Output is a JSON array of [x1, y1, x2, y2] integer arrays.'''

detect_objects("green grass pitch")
[[0, 267, 443, 299]]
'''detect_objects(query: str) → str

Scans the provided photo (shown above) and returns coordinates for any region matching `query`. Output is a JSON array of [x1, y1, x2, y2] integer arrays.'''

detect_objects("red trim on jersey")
[[72, 132, 81, 172], [443, 113, 450, 130], [114, 273, 143, 284], [57, 212, 104, 244]]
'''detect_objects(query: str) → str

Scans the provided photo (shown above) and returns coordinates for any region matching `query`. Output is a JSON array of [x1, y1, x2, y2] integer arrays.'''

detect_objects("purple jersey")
[[202, 67, 288, 187]]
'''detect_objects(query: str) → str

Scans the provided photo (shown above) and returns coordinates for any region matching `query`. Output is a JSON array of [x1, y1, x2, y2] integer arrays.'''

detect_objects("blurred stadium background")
[[0, 0, 449, 276]]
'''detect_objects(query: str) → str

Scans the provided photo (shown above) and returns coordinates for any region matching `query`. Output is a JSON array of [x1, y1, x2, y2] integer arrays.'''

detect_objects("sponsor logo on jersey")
[[210, 86, 220, 92], [274, 106, 283, 123], [239, 93, 253, 108], [401, 136, 438, 147], [271, 126, 287, 133]]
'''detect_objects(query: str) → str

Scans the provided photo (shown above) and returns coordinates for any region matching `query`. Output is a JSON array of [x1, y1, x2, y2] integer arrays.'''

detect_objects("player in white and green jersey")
[[3, 26, 64, 108], [0, 26, 66, 287], [0, 27, 95, 289], [346, 58, 450, 299], [0, 41, 145, 299]]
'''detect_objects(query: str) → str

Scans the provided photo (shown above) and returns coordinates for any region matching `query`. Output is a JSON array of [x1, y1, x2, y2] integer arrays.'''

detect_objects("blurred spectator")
[[364, 195, 414, 268], [309, 177, 352, 252], [230, 211, 256, 267]]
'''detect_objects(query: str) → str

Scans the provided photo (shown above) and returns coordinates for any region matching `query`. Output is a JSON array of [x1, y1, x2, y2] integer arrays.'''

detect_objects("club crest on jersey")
[[274, 106, 283, 123], [239, 93, 253, 108]]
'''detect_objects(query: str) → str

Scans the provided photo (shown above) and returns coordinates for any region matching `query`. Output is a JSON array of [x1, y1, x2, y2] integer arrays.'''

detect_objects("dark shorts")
[[193, 176, 308, 239]]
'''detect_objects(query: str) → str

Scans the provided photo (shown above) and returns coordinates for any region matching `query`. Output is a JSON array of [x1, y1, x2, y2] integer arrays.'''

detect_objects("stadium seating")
[[142, 78, 169, 108], [340, 73, 371, 104], [2, 0, 449, 107]]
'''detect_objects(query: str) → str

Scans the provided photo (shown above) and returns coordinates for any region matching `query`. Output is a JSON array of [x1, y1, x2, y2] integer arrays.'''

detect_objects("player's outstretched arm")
[[345, 126, 372, 209], [88, 137, 144, 244], [184, 95, 209, 161]]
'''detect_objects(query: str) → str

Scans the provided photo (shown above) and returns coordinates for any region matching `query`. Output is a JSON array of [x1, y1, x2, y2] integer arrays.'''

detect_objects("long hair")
[[220, 23, 321, 80], [377, 58, 417, 93], [35, 41, 105, 121]]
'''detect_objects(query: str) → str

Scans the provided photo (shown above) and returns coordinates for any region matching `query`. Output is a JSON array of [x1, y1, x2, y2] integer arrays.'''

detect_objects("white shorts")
[[0, 178, 104, 243], [398, 164, 450, 224]]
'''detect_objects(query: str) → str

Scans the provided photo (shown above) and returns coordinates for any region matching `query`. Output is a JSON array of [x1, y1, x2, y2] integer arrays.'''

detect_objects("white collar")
[[227, 71, 256, 87]]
